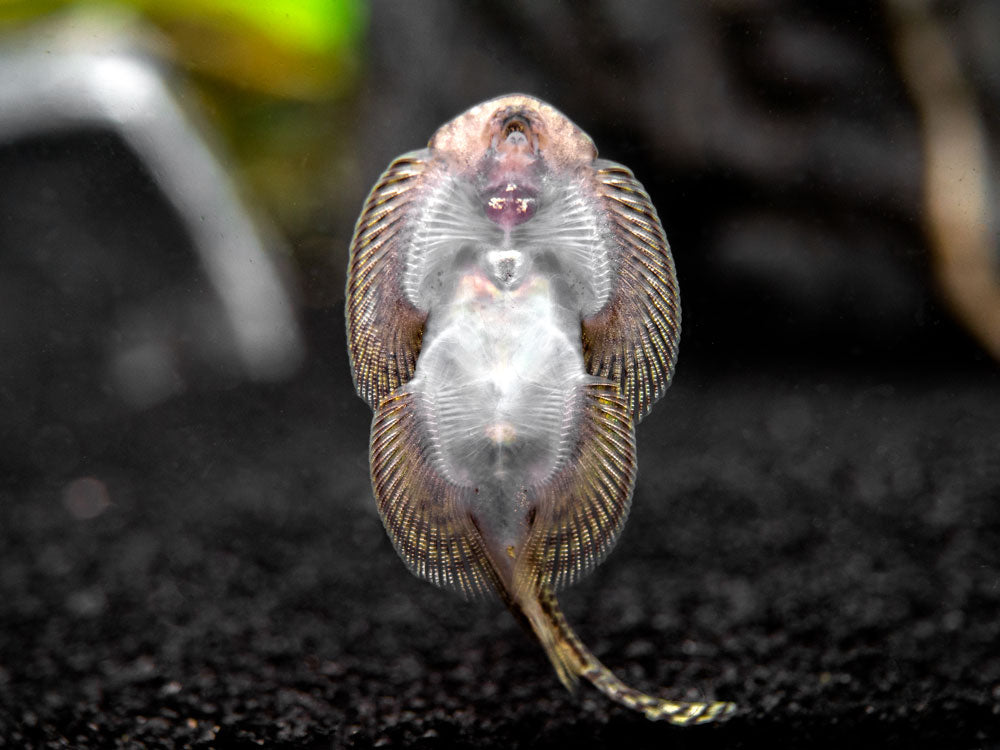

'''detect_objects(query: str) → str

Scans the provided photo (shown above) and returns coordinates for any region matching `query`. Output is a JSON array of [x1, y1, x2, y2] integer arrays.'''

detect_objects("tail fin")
[[521, 585, 736, 725]]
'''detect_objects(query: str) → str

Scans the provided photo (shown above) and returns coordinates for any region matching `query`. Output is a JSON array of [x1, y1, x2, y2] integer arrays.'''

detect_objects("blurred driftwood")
[[887, 0, 1000, 362]]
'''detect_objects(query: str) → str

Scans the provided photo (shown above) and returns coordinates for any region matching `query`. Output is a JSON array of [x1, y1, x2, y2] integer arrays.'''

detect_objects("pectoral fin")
[[346, 151, 431, 409], [582, 161, 681, 423]]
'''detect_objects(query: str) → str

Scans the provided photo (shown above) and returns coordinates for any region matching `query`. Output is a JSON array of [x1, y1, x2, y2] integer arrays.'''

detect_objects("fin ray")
[[347, 151, 431, 409], [518, 381, 637, 593], [370, 390, 498, 598], [582, 161, 681, 422]]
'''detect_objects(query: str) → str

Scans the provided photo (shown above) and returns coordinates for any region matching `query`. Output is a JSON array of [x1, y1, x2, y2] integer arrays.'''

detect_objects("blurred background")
[[1, 1, 998, 747]]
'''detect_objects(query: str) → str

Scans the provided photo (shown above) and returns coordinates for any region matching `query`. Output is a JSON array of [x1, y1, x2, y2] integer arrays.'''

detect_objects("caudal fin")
[[521, 585, 736, 725]]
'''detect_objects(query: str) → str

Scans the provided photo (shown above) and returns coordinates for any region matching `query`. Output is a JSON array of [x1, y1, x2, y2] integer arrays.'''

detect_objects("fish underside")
[[346, 94, 734, 724]]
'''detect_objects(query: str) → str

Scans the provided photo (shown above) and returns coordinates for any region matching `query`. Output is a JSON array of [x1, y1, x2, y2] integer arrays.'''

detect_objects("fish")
[[345, 94, 735, 724]]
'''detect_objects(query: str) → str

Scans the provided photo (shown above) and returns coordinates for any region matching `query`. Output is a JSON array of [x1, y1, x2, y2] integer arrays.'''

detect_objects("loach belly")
[[405, 260, 592, 552], [432, 369, 575, 554], [410, 299, 585, 544], [441, 377, 569, 483]]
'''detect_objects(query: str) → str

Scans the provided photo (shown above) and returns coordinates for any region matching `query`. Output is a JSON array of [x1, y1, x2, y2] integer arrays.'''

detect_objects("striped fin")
[[582, 161, 681, 423], [520, 585, 737, 725], [346, 151, 431, 409], [369, 389, 498, 599], [517, 381, 637, 593]]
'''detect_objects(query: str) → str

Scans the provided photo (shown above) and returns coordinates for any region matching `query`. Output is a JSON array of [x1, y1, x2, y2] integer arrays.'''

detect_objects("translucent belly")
[[406, 268, 587, 545]]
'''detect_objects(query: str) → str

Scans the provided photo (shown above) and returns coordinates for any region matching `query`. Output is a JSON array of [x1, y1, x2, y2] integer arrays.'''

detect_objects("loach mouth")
[[494, 113, 538, 155], [503, 116, 529, 145]]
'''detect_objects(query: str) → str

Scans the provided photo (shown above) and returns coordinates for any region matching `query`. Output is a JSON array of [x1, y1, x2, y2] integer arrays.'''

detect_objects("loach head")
[[428, 94, 597, 168], [428, 94, 598, 230]]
